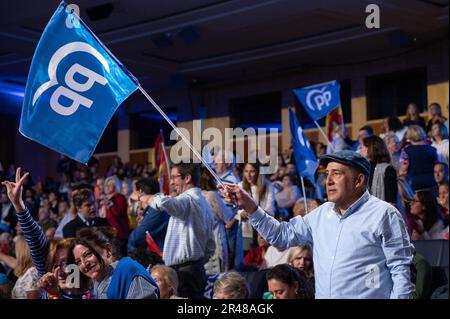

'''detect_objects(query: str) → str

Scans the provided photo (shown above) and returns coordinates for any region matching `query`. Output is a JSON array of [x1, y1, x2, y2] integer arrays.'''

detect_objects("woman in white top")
[[227, 162, 275, 251], [10, 236, 40, 299], [431, 122, 449, 165]]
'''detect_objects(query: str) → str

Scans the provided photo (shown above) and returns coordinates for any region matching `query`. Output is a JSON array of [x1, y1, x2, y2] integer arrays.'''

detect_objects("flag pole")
[[313, 120, 335, 153], [138, 85, 225, 188], [300, 176, 308, 215]]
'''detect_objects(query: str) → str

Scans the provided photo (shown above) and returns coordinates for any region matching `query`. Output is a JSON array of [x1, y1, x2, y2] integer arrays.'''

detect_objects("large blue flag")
[[20, 2, 138, 164], [292, 80, 341, 121], [289, 107, 318, 183]]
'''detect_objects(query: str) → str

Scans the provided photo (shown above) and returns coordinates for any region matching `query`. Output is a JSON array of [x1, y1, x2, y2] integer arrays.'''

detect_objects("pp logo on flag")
[[32, 42, 110, 116], [305, 87, 332, 112]]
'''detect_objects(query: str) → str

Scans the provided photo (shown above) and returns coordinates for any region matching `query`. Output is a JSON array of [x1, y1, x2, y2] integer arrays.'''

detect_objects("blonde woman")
[[10, 236, 40, 299], [288, 246, 314, 282]]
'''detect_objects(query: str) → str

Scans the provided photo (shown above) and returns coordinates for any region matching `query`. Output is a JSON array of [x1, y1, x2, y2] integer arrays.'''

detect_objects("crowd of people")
[[0, 102, 449, 299]]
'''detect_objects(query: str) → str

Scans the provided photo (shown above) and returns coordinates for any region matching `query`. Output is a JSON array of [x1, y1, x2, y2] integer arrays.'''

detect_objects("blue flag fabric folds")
[[20, 1, 138, 163], [288, 107, 318, 183], [292, 80, 341, 121]]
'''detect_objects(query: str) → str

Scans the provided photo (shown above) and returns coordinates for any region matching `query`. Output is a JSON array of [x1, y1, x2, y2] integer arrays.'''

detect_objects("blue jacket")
[[127, 206, 169, 253], [107, 257, 159, 299]]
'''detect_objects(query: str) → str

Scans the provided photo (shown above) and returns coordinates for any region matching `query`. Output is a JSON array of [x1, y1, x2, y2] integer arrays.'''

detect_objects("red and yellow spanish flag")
[[325, 105, 344, 141], [152, 130, 170, 195]]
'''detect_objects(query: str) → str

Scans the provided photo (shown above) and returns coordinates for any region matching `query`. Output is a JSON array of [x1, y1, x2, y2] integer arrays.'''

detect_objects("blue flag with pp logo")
[[293, 80, 341, 121], [20, 2, 138, 164], [289, 107, 318, 183]]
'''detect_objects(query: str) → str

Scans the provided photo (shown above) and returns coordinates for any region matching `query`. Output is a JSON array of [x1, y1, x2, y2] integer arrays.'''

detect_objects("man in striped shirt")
[[147, 162, 215, 299]]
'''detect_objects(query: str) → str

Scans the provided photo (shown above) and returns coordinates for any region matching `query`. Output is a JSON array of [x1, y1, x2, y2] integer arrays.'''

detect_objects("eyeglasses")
[[170, 174, 184, 180], [410, 199, 421, 204]]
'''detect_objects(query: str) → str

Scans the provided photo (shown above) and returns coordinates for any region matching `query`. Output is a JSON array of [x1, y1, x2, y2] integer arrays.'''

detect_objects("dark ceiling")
[[0, 0, 448, 101]]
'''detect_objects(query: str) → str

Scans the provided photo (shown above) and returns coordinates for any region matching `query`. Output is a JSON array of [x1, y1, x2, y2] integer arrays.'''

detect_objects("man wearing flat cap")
[[224, 150, 414, 299]]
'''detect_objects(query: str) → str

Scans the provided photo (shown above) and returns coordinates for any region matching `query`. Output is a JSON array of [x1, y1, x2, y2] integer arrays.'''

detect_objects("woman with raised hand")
[[2, 168, 91, 299]]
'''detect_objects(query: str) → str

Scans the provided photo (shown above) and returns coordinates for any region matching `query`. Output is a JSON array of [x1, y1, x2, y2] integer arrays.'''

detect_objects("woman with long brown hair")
[[410, 190, 445, 240], [226, 162, 275, 252], [66, 227, 159, 299], [360, 135, 398, 205]]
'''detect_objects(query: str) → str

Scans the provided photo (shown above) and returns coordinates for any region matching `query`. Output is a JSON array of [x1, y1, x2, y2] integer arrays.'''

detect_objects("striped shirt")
[[154, 187, 216, 266], [16, 209, 49, 277]]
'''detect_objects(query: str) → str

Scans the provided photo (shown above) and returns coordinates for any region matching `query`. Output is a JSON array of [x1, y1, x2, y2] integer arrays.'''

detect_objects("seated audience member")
[[434, 162, 449, 184], [244, 234, 270, 270], [287, 245, 314, 287], [265, 264, 314, 299], [410, 190, 445, 240], [403, 102, 426, 128], [213, 271, 249, 299], [426, 102, 447, 134], [437, 181, 449, 239], [63, 188, 109, 238], [54, 200, 75, 239], [10, 236, 40, 299], [430, 122, 449, 165], [275, 174, 301, 220], [150, 264, 183, 299]]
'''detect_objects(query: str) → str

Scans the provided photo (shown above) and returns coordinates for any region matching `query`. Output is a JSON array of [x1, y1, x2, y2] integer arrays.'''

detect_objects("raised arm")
[[152, 193, 192, 220], [2, 168, 49, 277]]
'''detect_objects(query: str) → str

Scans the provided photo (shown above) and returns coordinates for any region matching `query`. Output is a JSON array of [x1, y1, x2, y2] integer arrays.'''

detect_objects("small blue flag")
[[20, 1, 138, 164], [289, 107, 318, 183], [293, 80, 341, 121]]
